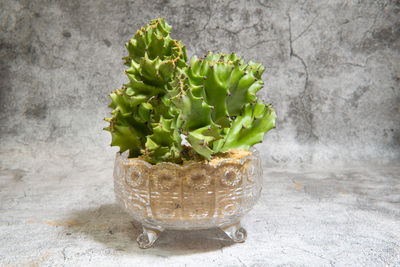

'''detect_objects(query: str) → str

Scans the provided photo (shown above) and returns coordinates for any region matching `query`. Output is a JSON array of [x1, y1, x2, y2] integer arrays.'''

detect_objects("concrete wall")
[[1, 0, 399, 167]]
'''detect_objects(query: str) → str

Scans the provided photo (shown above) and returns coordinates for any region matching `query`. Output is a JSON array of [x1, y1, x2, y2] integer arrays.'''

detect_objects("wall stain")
[[392, 129, 400, 147], [103, 39, 111, 47], [372, 22, 400, 46], [0, 42, 17, 114], [24, 102, 48, 120], [62, 30, 71, 38], [350, 86, 369, 108], [358, 22, 400, 53]]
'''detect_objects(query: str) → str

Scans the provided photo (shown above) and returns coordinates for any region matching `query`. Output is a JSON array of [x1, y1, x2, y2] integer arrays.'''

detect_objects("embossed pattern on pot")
[[114, 149, 263, 230]]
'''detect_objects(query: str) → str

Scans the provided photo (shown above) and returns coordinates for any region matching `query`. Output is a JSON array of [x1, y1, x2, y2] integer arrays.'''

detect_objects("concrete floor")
[[1, 144, 399, 266]]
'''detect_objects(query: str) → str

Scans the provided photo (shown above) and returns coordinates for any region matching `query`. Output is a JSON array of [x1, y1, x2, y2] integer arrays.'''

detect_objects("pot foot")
[[220, 222, 247, 243], [137, 225, 163, 249]]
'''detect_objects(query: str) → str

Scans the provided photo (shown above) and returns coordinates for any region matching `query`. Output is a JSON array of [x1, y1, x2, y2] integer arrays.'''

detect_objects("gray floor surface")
[[1, 144, 399, 266]]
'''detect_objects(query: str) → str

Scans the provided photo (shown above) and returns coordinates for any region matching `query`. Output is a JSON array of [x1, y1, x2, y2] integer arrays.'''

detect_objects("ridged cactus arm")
[[225, 68, 263, 116], [221, 103, 276, 152], [187, 127, 215, 160], [142, 116, 182, 164], [246, 60, 265, 80], [203, 63, 231, 126], [123, 18, 187, 96], [173, 89, 216, 131], [107, 125, 143, 157]]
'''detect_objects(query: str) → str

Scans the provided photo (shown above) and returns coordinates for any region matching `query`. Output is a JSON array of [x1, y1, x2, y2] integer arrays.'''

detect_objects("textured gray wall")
[[1, 0, 399, 167]]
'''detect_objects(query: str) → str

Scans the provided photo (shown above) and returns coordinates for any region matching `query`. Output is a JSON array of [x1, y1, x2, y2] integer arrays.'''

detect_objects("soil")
[[136, 146, 252, 166]]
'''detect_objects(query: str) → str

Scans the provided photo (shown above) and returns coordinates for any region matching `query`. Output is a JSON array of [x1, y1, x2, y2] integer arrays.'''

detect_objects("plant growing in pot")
[[104, 18, 276, 249]]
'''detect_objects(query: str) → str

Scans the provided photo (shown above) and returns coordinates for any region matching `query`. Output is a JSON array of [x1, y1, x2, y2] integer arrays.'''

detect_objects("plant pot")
[[114, 149, 263, 249]]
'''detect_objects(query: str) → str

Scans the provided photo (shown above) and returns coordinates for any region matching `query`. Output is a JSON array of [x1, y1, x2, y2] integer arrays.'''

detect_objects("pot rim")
[[116, 147, 259, 169]]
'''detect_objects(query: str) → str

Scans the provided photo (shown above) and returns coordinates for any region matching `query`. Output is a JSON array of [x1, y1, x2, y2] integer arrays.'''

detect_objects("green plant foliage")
[[105, 18, 276, 163], [104, 18, 186, 163], [170, 52, 276, 159]]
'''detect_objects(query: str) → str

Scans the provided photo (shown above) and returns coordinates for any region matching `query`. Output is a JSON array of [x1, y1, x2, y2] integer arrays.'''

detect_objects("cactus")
[[104, 18, 187, 163], [105, 19, 276, 163], [169, 52, 276, 159]]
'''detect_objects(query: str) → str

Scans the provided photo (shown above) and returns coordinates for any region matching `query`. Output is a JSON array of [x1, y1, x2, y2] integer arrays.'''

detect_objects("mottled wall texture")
[[1, 0, 399, 167]]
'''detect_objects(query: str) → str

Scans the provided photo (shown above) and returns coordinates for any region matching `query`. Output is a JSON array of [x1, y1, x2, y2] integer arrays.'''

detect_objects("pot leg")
[[136, 225, 163, 249], [220, 222, 247, 243]]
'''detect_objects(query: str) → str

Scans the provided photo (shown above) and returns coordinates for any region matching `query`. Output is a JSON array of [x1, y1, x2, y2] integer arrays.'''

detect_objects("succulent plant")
[[104, 18, 187, 163], [168, 52, 276, 159], [105, 18, 276, 163]]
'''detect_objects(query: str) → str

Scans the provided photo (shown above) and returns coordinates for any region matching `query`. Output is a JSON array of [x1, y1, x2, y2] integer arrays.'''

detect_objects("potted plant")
[[104, 18, 276, 249]]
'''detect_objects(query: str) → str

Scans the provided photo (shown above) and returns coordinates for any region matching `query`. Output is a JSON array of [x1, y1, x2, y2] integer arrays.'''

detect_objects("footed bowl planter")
[[114, 149, 263, 249]]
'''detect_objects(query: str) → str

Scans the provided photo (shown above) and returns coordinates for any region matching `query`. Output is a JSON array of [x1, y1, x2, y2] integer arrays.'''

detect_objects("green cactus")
[[169, 52, 276, 159], [105, 19, 276, 163], [104, 18, 187, 163]]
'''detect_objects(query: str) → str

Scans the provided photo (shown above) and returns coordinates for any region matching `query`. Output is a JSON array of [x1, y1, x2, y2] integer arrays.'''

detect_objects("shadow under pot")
[[113, 149, 263, 249]]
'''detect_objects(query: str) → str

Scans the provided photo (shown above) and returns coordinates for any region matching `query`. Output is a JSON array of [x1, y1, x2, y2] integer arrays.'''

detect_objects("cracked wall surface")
[[0, 0, 399, 167]]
